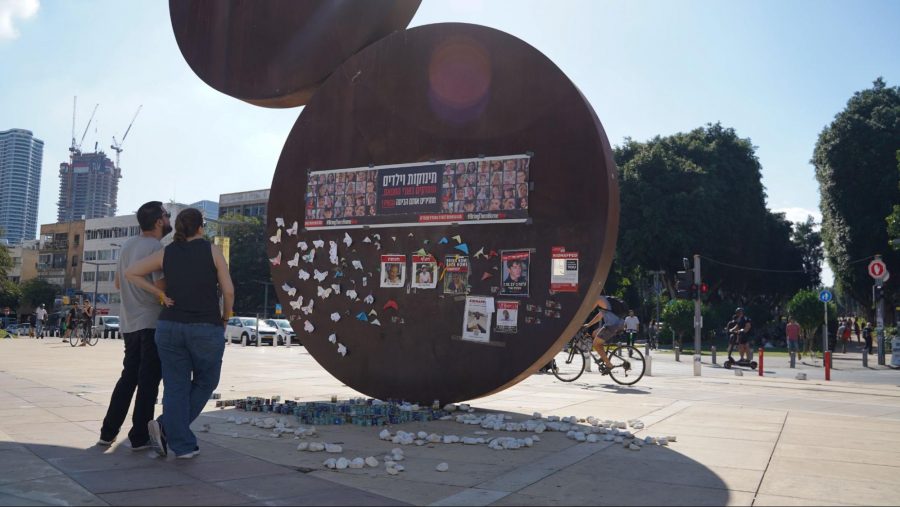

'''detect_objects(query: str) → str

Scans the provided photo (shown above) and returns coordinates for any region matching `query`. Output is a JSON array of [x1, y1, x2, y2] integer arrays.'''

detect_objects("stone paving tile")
[[0, 475, 108, 506], [245, 488, 405, 506], [69, 464, 199, 494], [751, 493, 865, 506], [309, 471, 466, 505], [98, 482, 251, 506], [0, 491, 53, 506], [0, 448, 63, 486], [213, 473, 340, 501], [175, 455, 296, 483], [757, 471, 900, 506]]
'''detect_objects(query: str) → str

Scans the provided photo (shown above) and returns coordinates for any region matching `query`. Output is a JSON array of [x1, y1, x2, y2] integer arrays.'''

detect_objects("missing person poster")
[[500, 250, 530, 297], [443, 255, 469, 295], [462, 296, 492, 343], [411, 255, 438, 289], [550, 247, 579, 293], [495, 301, 519, 334], [303, 154, 531, 230], [380, 255, 407, 288]]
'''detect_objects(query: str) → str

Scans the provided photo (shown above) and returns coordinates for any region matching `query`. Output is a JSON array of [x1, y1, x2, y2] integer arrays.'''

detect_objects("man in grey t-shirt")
[[98, 201, 171, 448]]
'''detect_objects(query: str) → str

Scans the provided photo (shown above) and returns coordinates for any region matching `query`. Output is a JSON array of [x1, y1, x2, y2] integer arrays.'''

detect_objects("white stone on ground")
[[436, 462, 449, 472], [365, 456, 379, 467]]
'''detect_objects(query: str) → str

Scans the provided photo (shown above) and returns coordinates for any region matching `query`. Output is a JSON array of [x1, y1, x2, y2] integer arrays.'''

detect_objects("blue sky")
[[3, 0, 900, 284]]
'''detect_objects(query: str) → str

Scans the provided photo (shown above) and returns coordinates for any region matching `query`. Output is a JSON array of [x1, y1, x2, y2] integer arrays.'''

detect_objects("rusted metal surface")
[[267, 23, 619, 403], [169, 0, 421, 108]]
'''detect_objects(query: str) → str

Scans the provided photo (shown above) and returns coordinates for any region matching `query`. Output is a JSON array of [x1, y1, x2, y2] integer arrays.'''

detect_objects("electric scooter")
[[722, 332, 758, 369]]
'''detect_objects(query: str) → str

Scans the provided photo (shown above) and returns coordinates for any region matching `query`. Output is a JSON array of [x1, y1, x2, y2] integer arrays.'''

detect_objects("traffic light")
[[874, 284, 885, 302], [675, 270, 693, 299], [689, 283, 699, 299], [700, 282, 709, 297]]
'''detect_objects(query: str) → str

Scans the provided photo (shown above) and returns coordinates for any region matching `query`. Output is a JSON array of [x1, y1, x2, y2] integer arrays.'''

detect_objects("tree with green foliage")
[[219, 213, 277, 316], [885, 151, 900, 250], [791, 216, 823, 288], [613, 123, 808, 334], [786, 289, 836, 356], [19, 279, 61, 312], [661, 299, 696, 346], [814, 78, 900, 319], [0, 242, 19, 312]]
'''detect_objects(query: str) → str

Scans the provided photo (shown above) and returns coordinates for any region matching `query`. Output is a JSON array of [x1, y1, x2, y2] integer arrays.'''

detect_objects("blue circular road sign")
[[819, 289, 833, 303]]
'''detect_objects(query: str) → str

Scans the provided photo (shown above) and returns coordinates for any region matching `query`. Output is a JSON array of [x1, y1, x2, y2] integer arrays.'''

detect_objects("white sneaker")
[[96, 437, 115, 446], [176, 448, 200, 459]]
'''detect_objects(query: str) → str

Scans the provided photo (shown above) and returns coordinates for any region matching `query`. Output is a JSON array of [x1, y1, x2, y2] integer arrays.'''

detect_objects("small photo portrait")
[[454, 201, 466, 213], [333, 206, 343, 217], [366, 193, 376, 206], [444, 164, 455, 176], [491, 185, 503, 199], [490, 172, 503, 186], [443, 174, 453, 188], [323, 208, 334, 219], [365, 180, 376, 193], [356, 171, 366, 182], [503, 185, 516, 199], [381, 261, 406, 288], [477, 187, 489, 200], [314, 208, 324, 219], [466, 161, 477, 174], [334, 195, 345, 208], [517, 183, 528, 198], [335, 182, 346, 194], [456, 162, 466, 174], [477, 173, 489, 186], [503, 159, 517, 172], [463, 200, 476, 212], [464, 310, 488, 335], [503, 170, 516, 185], [441, 193, 451, 203], [456, 173, 468, 188], [455, 188, 467, 200], [326, 173, 335, 184], [355, 195, 365, 207], [368, 205, 376, 215], [344, 207, 355, 218], [516, 170, 528, 183], [306, 183, 316, 198], [322, 196, 334, 209], [490, 160, 502, 172], [519, 197, 528, 209], [317, 185, 328, 197], [465, 187, 476, 200], [355, 205, 366, 216], [476, 199, 489, 211], [503, 198, 516, 210], [489, 198, 502, 211], [441, 200, 453, 213], [478, 160, 490, 173], [336, 173, 346, 183]]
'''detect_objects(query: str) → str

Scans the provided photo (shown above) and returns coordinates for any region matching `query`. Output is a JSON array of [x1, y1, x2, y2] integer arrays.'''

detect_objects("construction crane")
[[110, 105, 142, 170], [68, 96, 99, 155]]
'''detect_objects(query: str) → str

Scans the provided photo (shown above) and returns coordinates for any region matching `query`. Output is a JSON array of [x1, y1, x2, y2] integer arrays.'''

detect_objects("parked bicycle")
[[68, 319, 98, 347], [550, 329, 646, 385]]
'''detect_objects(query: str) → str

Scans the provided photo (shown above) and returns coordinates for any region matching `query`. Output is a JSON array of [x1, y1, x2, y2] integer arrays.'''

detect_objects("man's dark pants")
[[100, 328, 162, 446]]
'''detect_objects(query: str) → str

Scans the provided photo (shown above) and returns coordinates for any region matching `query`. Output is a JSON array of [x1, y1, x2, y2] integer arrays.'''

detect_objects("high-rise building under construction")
[[57, 151, 120, 222]]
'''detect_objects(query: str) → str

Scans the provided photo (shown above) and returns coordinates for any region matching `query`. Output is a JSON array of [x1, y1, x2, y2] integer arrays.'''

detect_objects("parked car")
[[225, 317, 280, 345], [93, 316, 120, 337], [265, 318, 300, 346]]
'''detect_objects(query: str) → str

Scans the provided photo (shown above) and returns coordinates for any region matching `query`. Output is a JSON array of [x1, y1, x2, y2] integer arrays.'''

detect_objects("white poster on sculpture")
[[462, 295, 493, 343]]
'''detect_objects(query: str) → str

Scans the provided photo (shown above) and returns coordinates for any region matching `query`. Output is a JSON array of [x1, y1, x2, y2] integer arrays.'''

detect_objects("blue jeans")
[[155, 320, 225, 456]]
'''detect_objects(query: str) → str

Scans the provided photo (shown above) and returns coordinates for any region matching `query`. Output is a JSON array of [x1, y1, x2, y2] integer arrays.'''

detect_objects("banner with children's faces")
[[304, 154, 530, 230]]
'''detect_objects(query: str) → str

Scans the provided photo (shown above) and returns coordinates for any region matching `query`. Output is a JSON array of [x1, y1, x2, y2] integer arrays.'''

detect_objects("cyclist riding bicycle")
[[581, 296, 627, 375]]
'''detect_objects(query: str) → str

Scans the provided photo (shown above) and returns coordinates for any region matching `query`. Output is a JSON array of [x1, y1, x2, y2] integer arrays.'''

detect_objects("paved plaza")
[[0, 338, 899, 506]]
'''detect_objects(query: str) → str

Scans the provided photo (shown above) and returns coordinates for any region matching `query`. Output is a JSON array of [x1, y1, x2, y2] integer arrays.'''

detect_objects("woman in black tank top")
[[125, 208, 235, 458]]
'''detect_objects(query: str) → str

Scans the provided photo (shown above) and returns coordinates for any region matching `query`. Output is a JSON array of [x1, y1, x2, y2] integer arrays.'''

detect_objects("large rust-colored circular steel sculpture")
[[169, 0, 421, 108], [267, 23, 619, 404]]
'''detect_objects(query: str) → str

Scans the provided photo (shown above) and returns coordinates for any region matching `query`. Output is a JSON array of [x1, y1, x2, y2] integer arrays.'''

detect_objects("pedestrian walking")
[[97, 202, 171, 448], [785, 317, 801, 359], [852, 317, 861, 343], [862, 323, 873, 355], [125, 208, 234, 459], [35, 304, 47, 339], [80, 300, 94, 345]]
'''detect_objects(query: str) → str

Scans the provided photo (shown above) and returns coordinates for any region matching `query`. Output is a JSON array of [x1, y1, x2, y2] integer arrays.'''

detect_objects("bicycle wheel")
[[607, 345, 645, 386], [552, 346, 586, 382], [87, 330, 98, 346], [68, 329, 80, 347]]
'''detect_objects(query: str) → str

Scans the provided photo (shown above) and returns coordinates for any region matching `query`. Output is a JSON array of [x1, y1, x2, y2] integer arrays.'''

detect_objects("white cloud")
[[773, 206, 821, 225], [0, 0, 39, 40]]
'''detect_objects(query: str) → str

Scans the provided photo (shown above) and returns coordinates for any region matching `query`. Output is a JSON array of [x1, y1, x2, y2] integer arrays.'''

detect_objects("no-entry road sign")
[[869, 259, 887, 279]]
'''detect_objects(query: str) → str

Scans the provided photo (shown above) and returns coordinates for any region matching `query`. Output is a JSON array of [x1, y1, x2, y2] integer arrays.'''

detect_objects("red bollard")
[[758, 348, 764, 376], [825, 351, 831, 381]]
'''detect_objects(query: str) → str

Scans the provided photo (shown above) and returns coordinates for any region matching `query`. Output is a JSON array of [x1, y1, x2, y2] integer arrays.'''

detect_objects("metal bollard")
[[758, 348, 764, 376], [675, 346, 680, 362], [825, 351, 831, 381], [790, 351, 796, 368], [645, 352, 652, 377], [862, 347, 868, 368], [711, 345, 717, 365]]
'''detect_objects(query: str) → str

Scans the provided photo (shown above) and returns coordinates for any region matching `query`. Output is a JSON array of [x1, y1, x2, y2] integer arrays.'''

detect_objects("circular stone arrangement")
[[267, 23, 619, 404]]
